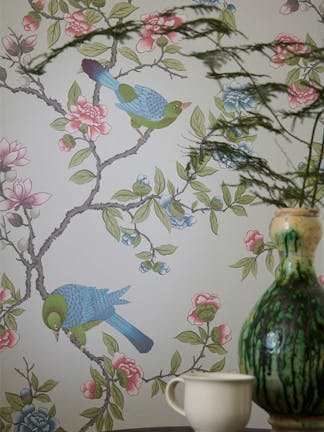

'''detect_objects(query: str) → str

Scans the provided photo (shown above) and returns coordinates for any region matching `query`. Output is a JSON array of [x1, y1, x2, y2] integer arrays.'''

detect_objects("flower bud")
[[2, 35, 20, 56], [7, 212, 24, 227], [20, 388, 33, 404], [17, 238, 28, 252], [20, 35, 37, 54], [30, 208, 40, 219]]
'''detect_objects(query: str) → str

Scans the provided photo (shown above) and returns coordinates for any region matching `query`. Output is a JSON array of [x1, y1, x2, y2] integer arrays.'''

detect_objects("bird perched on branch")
[[42, 283, 153, 353], [82, 58, 191, 130]]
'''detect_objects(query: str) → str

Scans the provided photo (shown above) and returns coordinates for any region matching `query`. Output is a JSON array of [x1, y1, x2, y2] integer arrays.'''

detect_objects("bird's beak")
[[53, 330, 59, 342], [182, 102, 192, 110]]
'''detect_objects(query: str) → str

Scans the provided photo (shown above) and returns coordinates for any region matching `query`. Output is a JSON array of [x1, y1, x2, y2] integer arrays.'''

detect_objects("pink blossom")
[[36, 0, 44, 9], [136, 12, 185, 53], [65, 96, 110, 141], [2, 35, 19, 56], [288, 82, 319, 108], [0, 179, 51, 211], [80, 380, 97, 399], [280, 0, 299, 14], [20, 35, 37, 53], [271, 33, 310, 68], [0, 289, 11, 302], [22, 15, 40, 32], [64, 12, 95, 37], [244, 230, 264, 254], [217, 324, 232, 345], [112, 352, 143, 396], [0, 328, 19, 352], [319, 275, 324, 284], [59, 136, 75, 152], [0, 138, 29, 171], [188, 293, 221, 325]]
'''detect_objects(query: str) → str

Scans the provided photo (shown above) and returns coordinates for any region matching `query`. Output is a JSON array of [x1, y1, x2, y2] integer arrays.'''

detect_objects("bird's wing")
[[116, 85, 168, 121]]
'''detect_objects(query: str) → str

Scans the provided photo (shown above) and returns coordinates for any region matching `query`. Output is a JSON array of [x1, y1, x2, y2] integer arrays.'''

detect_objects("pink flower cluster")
[[319, 275, 324, 284], [188, 293, 220, 325], [217, 324, 232, 345], [136, 12, 185, 53], [80, 380, 98, 399], [112, 352, 143, 396], [271, 33, 310, 68], [244, 230, 264, 254], [0, 138, 29, 171], [288, 82, 319, 108], [0, 328, 19, 352], [65, 96, 110, 141], [0, 179, 51, 211], [64, 12, 94, 37]]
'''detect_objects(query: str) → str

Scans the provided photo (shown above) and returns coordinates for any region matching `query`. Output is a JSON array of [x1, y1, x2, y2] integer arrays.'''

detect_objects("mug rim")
[[181, 371, 254, 381]]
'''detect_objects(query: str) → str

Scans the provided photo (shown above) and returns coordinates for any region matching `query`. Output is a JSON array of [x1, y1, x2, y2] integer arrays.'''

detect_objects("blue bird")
[[42, 283, 153, 353], [82, 59, 191, 129]]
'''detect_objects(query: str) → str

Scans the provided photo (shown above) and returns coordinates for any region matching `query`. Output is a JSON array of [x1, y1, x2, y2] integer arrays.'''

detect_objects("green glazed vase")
[[239, 208, 324, 432]]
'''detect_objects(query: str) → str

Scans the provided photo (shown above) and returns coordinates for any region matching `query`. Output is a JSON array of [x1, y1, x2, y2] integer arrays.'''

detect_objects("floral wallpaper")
[[0, 1, 323, 431]]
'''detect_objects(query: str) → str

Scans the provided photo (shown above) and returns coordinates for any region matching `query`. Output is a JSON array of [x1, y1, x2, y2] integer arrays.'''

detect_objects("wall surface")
[[0, 1, 323, 431]]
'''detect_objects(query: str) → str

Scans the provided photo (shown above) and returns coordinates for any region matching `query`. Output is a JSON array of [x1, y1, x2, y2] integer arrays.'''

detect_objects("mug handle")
[[165, 376, 185, 416]]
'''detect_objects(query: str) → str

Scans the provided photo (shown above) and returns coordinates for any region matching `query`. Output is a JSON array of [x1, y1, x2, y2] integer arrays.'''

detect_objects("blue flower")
[[227, 3, 236, 12], [139, 262, 150, 273], [158, 262, 170, 276], [12, 404, 59, 432], [219, 82, 256, 114], [136, 174, 149, 185], [121, 231, 138, 246], [213, 142, 255, 170], [160, 195, 196, 230]]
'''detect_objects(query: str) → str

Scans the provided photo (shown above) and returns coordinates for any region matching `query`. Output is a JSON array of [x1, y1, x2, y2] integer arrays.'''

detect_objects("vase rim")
[[275, 207, 318, 217]]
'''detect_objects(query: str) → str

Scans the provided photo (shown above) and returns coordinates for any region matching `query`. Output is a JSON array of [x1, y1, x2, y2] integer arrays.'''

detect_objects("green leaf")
[[230, 257, 252, 269], [104, 412, 113, 432], [35, 393, 51, 403], [165, 44, 181, 54], [79, 42, 109, 57], [111, 382, 124, 409], [90, 366, 106, 386], [1, 274, 15, 295], [167, 180, 175, 195], [161, 58, 186, 71], [109, 403, 124, 420], [169, 201, 184, 218], [154, 167, 166, 194], [155, 244, 177, 256], [176, 161, 189, 181], [68, 0, 82, 8], [197, 166, 217, 177], [236, 194, 255, 205], [48, 0, 58, 15], [103, 332, 119, 356], [266, 249, 275, 273], [69, 169, 96, 184], [198, 326, 208, 342], [5, 313, 17, 331], [68, 148, 91, 168], [50, 117, 69, 131], [132, 199, 152, 224], [67, 81, 81, 111], [10, 308, 25, 316], [151, 380, 159, 397], [38, 379, 59, 392], [234, 183, 247, 200], [309, 70, 321, 86], [103, 356, 115, 377], [305, 32, 317, 49], [96, 414, 104, 432], [209, 210, 218, 235], [85, 10, 103, 24], [102, 208, 121, 242], [190, 180, 210, 192], [221, 182, 231, 206], [170, 350, 181, 374], [230, 205, 247, 216], [116, 370, 128, 388], [108, 2, 138, 19], [214, 96, 225, 113], [31, 373, 39, 391], [175, 331, 203, 345], [207, 344, 227, 355], [80, 407, 101, 419], [135, 251, 152, 260], [210, 357, 226, 372], [190, 106, 206, 138], [132, 182, 152, 196], [221, 8, 236, 30], [5, 393, 24, 410], [195, 191, 210, 206], [118, 47, 141, 65], [285, 67, 300, 86], [92, 0, 106, 6], [47, 21, 61, 48], [112, 189, 138, 201], [0, 407, 14, 423], [49, 404, 57, 417], [158, 379, 167, 394], [59, 0, 69, 13]]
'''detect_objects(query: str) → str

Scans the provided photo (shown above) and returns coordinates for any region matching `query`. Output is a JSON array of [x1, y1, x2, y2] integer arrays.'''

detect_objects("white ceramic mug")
[[165, 371, 254, 432]]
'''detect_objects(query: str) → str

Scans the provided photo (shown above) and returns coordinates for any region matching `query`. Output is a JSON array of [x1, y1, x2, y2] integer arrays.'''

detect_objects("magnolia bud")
[[2, 35, 20, 56], [30, 208, 40, 219], [20, 35, 37, 54], [0, 66, 7, 82], [7, 212, 24, 227], [17, 238, 28, 252]]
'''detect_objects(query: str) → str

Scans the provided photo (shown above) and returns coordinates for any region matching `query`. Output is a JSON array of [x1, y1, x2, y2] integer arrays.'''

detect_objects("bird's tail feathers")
[[106, 313, 153, 353], [82, 59, 119, 91], [107, 285, 130, 306]]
